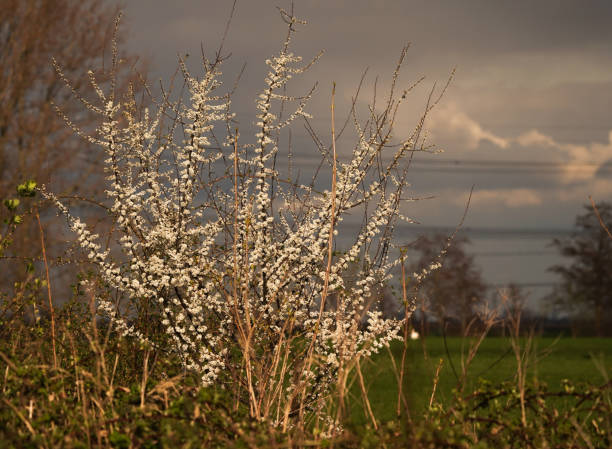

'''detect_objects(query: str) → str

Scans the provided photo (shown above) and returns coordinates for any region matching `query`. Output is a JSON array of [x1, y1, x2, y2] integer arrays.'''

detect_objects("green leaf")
[[109, 432, 130, 449], [3, 198, 19, 210], [17, 180, 37, 197]]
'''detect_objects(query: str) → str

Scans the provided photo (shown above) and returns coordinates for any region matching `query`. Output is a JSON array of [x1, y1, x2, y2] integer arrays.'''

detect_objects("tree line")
[[406, 203, 612, 337]]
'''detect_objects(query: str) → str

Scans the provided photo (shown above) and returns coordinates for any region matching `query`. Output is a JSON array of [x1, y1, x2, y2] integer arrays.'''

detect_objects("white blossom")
[[45, 12, 440, 426]]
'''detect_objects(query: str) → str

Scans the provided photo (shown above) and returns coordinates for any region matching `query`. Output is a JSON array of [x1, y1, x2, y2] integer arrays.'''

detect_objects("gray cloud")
[[117, 0, 612, 303]]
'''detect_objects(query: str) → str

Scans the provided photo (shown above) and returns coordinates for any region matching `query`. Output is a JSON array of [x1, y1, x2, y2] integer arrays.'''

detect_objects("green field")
[[351, 336, 612, 424]]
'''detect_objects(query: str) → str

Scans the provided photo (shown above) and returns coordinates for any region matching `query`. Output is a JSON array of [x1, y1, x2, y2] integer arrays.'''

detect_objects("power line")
[[394, 225, 573, 237], [408, 167, 609, 174], [408, 158, 611, 175], [471, 250, 556, 257], [487, 282, 557, 289], [279, 156, 612, 176], [412, 158, 604, 167], [480, 124, 611, 131]]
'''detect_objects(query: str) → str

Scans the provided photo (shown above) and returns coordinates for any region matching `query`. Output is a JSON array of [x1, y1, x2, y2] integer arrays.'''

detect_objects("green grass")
[[350, 336, 612, 425], [2, 312, 610, 448]]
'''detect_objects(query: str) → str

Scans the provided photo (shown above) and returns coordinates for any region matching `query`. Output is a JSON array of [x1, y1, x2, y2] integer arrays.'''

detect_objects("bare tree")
[[0, 0, 144, 290], [549, 201, 612, 336], [410, 234, 486, 334]]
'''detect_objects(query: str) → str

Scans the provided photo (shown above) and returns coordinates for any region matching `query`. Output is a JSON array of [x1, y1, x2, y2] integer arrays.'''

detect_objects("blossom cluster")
[[47, 12, 430, 425]]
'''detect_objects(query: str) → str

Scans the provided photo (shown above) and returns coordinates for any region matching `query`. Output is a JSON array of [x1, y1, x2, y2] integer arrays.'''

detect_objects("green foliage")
[[0, 192, 609, 447], [3, 198, 19, 210], [2, 198, 23, 226], [354, 337, 612, 421], [0, 363, 282, 448], [1, 181, 36, 253], [108, 432, 130, 449], [17, 180, 37, 197], [417, 378, 611, 449], [1, 304, 610, 449]]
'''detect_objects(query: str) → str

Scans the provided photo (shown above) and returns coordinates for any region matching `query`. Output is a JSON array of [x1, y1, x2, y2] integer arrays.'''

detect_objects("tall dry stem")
[[502, 288, 531, 428], [457, 307, 499, 393], [35, 210, 57, 370]]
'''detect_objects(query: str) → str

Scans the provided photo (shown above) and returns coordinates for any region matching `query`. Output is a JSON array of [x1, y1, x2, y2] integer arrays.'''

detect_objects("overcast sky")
[[120, 0, 612, 310]]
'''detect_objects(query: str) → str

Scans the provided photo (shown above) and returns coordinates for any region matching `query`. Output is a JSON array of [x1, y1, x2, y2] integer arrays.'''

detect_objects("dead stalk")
[[140, 346, 150, 409], [230, 130, 260, 419], [503, 290, 530, 429], [396, 249, 412, 419], [356, 358, 378, 430], [35, 210, 57, 370], [296, 82, 339, 429], [429, 358, 444, 409], [385, 345, 410, 419], [2, 398, 36, 436], [458, 309, 498, 393]]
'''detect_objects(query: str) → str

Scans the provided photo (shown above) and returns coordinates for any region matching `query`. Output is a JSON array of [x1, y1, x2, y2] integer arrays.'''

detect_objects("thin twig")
[[589, 196, 612, 240], [2, 398, 36, 436], [356, 358, 378, 430], [429, 358, 444, 409]]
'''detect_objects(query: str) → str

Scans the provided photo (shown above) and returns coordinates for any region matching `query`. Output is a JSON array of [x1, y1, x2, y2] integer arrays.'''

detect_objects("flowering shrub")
[[45, 11, 437, 429]]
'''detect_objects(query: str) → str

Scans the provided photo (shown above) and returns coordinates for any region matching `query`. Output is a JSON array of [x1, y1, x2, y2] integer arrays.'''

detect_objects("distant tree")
[[0, 0, 144, 290], [497, 283, 539, 336], [502, 283, 525, 315], [410, 234, 486, 334], [549, 202, 612, 336]]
